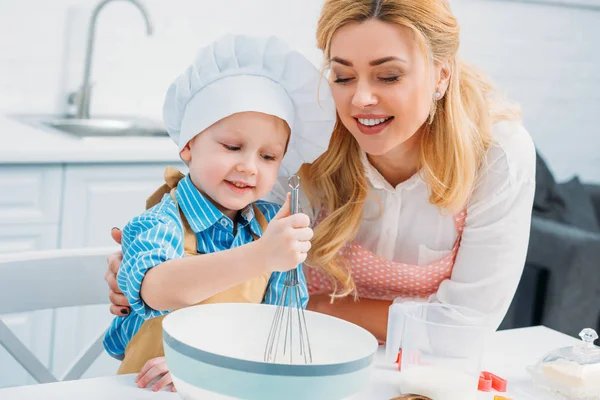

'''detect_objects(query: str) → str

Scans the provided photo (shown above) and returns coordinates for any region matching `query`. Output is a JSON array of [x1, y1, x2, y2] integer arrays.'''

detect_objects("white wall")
[[0, 0, 325, 118], [0, 0, 598, 181], [453, 0, 600, 183]]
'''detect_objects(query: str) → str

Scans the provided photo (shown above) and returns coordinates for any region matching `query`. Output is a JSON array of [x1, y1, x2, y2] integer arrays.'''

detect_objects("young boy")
[[102, 34, 335, 391]]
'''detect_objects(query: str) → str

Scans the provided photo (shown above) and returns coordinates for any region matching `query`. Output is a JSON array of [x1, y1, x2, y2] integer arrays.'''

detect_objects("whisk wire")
[[263, 175, 312, 364]]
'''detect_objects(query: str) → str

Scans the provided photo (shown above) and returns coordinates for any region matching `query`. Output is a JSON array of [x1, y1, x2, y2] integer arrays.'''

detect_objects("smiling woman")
[[292, 0, 535, 341]]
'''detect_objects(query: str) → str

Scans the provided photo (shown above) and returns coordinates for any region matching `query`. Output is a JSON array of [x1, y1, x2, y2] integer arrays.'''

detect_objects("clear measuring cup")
[[386, 303, 493, 400]]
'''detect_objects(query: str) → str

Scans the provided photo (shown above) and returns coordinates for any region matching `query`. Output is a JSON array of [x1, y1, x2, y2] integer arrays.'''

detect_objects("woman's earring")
[[435, 91, 442, 100]]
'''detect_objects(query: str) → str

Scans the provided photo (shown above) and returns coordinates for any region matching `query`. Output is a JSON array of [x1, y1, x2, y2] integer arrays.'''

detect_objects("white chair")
[[0, 247, 118, 383]]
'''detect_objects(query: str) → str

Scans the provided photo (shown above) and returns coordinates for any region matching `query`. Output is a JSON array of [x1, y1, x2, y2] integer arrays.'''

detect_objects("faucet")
[[74, 0, 153, 119]]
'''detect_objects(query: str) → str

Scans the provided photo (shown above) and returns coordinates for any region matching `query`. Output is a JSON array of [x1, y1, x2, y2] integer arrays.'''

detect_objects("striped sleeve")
[[255, 200, 309, 309], [116, 201, 185, 320]]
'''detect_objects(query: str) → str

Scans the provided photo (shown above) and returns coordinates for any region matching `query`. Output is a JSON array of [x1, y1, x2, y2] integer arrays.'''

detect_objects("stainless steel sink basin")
[[12, 114, 169, 138], [42, 118, 168, 138]]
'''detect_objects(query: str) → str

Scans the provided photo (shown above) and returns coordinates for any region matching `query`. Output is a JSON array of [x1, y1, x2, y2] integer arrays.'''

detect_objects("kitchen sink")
[[12, 114, 169, 138]]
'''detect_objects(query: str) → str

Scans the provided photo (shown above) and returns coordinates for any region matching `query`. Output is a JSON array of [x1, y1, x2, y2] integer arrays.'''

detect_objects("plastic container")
[[386, 303, 492, 400], [527, 328, 600, 399]]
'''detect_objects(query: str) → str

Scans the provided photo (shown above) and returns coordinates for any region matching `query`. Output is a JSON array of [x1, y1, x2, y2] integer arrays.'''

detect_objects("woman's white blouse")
[[267, 120, 536, 330]]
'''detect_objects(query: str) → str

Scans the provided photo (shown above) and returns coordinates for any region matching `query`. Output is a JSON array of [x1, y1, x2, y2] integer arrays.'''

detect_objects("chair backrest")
[[0, 247, 119, 384]]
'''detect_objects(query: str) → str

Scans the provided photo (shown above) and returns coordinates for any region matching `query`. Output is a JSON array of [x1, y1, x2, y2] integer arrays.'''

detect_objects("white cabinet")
[[0, 165, 62, 225], [60, 163, 185, 248], [0, 224, 59, 253]]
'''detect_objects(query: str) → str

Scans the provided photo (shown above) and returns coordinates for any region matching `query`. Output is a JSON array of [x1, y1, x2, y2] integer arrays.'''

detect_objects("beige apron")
[[117, 167, 270, 374]]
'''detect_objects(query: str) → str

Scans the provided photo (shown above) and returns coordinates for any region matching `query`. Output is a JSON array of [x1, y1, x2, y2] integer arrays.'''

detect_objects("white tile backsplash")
[[0, 0, 598, 181], [452, 0, 600, 182]]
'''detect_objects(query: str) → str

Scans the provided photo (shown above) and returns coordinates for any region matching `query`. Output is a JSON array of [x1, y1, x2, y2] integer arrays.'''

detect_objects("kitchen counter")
[[0, 114, 181, 164], [0, 326, 580, 399]]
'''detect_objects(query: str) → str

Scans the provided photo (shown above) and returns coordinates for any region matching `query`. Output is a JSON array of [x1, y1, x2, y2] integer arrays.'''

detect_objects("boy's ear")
[[180, 143, 192, 162]]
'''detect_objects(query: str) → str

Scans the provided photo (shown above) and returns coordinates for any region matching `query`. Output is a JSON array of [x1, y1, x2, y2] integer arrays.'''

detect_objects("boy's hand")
[[135, 356, 176, 392], [258, 194, 313, 273]]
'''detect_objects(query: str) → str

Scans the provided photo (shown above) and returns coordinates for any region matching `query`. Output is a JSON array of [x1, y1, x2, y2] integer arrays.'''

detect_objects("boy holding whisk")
[[103, 34, 335, 391]]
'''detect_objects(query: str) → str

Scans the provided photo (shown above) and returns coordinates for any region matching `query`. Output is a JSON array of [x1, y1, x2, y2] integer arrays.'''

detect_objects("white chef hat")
[[163, 34, 336, 177]]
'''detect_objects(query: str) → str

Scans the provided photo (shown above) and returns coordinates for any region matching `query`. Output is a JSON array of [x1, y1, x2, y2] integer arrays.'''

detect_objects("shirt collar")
[[241, 205, 264, 238], [360, 150, 423, 192], [174, 175, 225, 233]]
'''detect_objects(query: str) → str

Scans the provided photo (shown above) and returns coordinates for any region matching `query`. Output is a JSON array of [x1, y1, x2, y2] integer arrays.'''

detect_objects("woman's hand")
[[135, 356, 176, 392], [105, 227, 131, 316]]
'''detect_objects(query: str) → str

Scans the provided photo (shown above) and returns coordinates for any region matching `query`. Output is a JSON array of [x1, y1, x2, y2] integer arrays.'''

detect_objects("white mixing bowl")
[[162, 303, 378, 400]]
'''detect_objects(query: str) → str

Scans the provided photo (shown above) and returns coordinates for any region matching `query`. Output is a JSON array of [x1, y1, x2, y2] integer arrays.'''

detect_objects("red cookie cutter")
[[478, 371, 507, 392]]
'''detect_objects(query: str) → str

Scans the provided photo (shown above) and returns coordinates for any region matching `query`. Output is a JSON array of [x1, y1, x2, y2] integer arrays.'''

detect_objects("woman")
[[106, 0, 535, 389]]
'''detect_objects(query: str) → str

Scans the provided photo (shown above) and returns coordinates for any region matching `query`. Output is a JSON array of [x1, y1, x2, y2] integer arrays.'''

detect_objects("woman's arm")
[[432, 121, 536, 330], [308, 294, 392, 342]]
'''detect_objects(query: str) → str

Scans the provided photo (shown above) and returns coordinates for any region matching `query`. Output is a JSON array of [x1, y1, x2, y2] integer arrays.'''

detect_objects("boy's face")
[[181, 111, 290, 220]]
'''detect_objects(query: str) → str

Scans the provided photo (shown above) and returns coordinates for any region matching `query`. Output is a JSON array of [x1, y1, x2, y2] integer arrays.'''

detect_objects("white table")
[[0, 326, 579, 400]]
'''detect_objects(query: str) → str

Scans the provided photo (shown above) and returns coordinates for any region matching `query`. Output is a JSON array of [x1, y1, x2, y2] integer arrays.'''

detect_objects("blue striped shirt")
[[103, 175, 308, 359]]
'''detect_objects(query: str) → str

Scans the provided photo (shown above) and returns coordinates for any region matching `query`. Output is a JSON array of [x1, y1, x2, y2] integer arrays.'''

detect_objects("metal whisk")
[[264, 175, 313, 364]]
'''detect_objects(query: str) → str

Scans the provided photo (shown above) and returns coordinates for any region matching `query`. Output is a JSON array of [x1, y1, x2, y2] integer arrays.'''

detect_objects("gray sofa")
[[499, 154, 600, 338]]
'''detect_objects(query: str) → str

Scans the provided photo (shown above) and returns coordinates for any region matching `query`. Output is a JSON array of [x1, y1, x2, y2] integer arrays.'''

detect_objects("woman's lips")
[[355, 117, 394, 135]]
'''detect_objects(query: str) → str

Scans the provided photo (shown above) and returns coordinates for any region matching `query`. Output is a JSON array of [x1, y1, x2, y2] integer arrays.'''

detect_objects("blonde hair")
[[298, 0, 521, 298]]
